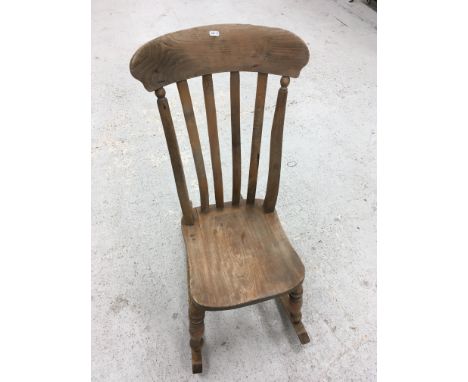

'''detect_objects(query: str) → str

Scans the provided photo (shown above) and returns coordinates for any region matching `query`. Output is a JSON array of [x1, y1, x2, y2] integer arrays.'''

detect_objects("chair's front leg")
[[288, 283, 310, 344], [289, 284, 304, 324], [278, 283, 310, 344], [189, 299, 205, 373]]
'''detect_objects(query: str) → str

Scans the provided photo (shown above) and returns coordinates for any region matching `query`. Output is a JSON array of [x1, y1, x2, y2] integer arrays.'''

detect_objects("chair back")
[[130, 24, 309, 225]]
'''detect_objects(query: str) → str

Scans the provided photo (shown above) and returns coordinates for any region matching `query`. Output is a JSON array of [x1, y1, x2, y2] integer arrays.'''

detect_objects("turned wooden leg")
[[289, 284, 304, 324], [279, 283, 310, 344], [189, 299, 205, 373]]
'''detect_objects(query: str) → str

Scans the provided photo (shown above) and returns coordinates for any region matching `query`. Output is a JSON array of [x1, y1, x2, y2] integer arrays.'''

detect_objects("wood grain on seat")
[[182, 199, 305, 310]]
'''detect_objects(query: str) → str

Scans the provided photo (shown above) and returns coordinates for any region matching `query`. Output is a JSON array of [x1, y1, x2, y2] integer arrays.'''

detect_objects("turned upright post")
[[155, 87, 194, 225], [264, 76, 290, 213]]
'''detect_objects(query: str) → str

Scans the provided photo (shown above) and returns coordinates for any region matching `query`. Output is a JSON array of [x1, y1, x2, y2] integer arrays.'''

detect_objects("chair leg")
[[189, 299, 205, 373], [279, 283, 310, 344]]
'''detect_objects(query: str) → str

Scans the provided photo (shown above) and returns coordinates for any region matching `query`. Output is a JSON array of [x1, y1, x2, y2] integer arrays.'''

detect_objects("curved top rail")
[[130, 24, 310, 91]]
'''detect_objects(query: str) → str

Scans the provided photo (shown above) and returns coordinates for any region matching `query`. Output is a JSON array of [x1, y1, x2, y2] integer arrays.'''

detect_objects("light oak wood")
[[130, 24, 311, 374], [130, 24, 309, 91]]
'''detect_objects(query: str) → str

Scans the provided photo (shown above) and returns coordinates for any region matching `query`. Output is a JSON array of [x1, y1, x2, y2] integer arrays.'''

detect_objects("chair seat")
[[182, 199, 305, 310]]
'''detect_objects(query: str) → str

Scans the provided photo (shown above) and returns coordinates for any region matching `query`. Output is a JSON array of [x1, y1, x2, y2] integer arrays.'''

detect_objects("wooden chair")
[[130, 24, 310, 373]]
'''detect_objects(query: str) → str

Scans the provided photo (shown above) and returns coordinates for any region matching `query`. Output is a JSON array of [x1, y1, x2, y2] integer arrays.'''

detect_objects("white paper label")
[[209, 30, 220, 37]]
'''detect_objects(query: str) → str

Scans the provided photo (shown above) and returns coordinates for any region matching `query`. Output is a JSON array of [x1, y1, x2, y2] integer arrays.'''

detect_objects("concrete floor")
[[92, 0, 376, 380]]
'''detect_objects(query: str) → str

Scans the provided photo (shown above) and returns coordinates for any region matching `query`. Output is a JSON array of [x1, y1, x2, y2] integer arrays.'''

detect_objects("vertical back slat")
[[246, 72, 268, 204], [155, 88, 194, 224], [177, 80, 210, 212], [263, 76, 290, 213], [202, 74, 224, 208], [230, 71, 241, 206]]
